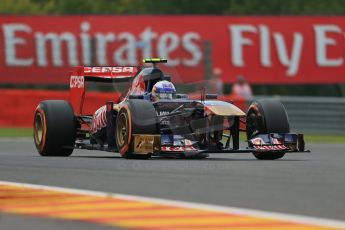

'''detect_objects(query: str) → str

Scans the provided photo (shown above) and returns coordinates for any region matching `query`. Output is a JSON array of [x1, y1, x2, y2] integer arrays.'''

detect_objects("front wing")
[[132, 133, 309, 158], [74, 132, 309, 157]]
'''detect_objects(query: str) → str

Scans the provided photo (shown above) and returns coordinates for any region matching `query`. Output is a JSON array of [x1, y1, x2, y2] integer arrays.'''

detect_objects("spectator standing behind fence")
[[209, 67, 224, 95], [231, 75, 253, 100]]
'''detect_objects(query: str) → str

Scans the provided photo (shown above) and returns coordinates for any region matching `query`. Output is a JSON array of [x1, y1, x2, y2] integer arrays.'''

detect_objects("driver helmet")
[[151, 80, 176, 101]]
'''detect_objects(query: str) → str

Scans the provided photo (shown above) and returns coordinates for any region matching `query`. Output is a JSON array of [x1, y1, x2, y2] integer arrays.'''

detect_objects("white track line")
[[1, 180, 345, 229]]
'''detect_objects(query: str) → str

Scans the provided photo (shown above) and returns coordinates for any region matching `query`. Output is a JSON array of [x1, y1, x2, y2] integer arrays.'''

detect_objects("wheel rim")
[[116, 112, 128, 147], [34, 112, 44, 146]]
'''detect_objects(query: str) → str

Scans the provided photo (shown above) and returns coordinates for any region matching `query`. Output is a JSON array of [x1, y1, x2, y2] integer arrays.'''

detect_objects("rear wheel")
[[115, 99, 157, 159], [246, 99, 289, 160], [33, 100, 76, 156]]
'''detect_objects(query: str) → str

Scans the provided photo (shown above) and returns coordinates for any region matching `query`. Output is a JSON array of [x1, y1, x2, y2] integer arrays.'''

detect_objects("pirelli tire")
[[246, 99, 290, 160], [115, 99, 158, 159], [33, 100, 76, 156]]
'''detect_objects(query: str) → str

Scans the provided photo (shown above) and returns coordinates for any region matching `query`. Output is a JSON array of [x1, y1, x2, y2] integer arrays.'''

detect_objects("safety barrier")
[[258, 96, 345, 135], [1, 90, 344, 134]]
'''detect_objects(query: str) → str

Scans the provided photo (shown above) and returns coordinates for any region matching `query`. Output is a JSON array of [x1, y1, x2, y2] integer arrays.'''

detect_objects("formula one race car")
[[33, 58, 308, 160]]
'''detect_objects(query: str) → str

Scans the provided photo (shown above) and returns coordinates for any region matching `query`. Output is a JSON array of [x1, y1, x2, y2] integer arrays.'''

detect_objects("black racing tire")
[[246, 99, 290, 160], [33, 100, 76, 156], [115, 99, 157, 159]]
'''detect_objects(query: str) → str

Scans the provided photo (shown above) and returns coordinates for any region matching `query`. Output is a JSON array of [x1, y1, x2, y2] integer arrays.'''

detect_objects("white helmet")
[[151, 80, 176, 101]]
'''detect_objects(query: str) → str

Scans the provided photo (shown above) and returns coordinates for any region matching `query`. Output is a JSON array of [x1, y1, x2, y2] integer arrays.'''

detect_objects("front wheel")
[[246, 99, 290, 160]]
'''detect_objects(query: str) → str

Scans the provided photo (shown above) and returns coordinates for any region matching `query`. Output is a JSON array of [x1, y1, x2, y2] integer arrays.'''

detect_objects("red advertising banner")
[[1, 16, 345, 84]]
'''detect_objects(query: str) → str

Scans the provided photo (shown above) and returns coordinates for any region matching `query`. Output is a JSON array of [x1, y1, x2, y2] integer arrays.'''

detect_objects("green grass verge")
[[0, 128, 345, 143], [0, 128, 33, 137], [303, 134, 345, 143]]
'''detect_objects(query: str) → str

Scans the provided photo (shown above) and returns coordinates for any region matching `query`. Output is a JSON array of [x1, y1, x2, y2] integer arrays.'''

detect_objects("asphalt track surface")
[[1, 138, 345, 229]]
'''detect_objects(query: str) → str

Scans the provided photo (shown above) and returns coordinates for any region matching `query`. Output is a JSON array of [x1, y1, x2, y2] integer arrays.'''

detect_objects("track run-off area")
[[1, 139, 345, 229]]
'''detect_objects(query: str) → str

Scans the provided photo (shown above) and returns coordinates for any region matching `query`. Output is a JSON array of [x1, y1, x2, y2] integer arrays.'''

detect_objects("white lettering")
[[114, 32, 137, 65], [139, 27, 157, 59], [35, 32, 78, 66], [259, 25, 271, 67], [95, 32, 115, 65], [92, 67, 101, 73], [80, 22, 92, 65], [83, 66, 135, 73], [314, 24, 343, 67], [157, 32, 180, 66], [123, 67, 134, 72], [1, 21, 203, 69], [101, 67, 112, 73], [229, 25, 257, 67], [84, 67, 91, 73], [182, 32, 202, 66], [70, 75, 84, 88], [273, 32, 303, 76], [2, 23, 33, 66]]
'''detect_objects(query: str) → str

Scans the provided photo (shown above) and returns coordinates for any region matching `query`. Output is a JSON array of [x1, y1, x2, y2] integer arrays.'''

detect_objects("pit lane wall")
[[0, 90, 120, 127], [1, 16, 345, 85]]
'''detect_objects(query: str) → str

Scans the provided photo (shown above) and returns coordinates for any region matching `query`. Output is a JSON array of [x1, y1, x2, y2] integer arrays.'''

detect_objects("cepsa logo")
[[84, 66, 136, 73], [70, 75, 84, 88]]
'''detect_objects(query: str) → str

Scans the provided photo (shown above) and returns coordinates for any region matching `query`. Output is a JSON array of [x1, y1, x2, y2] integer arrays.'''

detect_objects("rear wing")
[[69, 66, 139, 115]]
